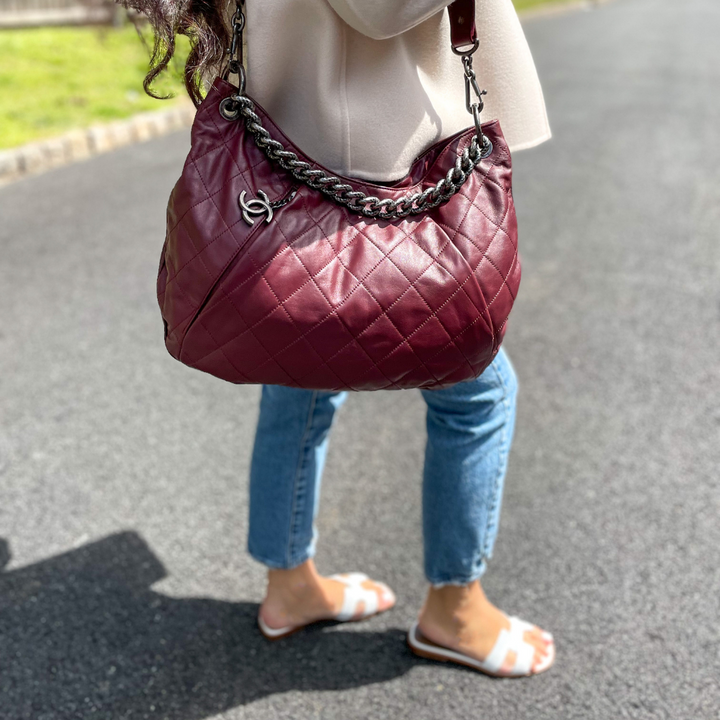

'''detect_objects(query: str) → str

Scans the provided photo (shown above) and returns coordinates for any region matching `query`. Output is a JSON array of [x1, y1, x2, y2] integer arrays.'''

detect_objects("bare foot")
[[417, 580, 553, 675], [259, 559, 396, 631]]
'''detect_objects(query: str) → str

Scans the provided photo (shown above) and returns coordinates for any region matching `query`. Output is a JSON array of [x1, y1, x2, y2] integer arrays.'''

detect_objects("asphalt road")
[[1, 0, 719, 718]]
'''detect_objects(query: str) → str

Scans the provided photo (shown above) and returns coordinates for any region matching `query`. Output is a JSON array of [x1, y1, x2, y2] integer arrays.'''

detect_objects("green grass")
[[0, 25, 189, 149], [513, 0, 579, 10]]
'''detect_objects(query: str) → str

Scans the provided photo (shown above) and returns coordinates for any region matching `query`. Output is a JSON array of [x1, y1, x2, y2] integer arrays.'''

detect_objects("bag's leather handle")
[[448, 0, 478, 54]]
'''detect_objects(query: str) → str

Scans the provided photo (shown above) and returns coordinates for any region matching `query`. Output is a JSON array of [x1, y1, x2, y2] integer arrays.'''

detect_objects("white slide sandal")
[[258, 572, 395, 641], [407, 615, 555, 678]]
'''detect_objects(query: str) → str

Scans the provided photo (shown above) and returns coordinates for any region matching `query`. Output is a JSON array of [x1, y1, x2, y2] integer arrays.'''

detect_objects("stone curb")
[[0, 102, 196, 187]]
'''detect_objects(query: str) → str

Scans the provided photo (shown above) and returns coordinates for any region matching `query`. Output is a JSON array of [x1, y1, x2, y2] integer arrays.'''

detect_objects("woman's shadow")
[[0, 532, 413, 719]]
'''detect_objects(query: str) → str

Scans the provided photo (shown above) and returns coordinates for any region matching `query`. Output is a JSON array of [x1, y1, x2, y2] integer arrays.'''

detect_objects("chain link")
[[221, 95, 492, 220], [219, 0, 492, 221]]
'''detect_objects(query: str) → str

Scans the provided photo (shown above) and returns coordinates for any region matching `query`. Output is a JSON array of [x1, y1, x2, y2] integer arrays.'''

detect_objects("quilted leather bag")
[[158, 0, 520, 391]]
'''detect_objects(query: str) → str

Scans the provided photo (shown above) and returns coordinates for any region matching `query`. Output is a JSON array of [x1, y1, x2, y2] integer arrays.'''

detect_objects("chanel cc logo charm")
[[239, 189, 273, 226]]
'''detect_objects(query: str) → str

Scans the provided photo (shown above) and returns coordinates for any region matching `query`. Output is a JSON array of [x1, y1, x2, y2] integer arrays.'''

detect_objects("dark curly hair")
[[121, 0, 231, 107]]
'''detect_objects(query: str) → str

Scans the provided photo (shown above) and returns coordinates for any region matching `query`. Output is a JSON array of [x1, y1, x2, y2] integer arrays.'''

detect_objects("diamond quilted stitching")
[[340, 239, 505, 387], [169, 216, 243, 285], [228, 269, 283, 326], [336, 222, 472, 339], [162, 82, 520, 391], [461, 175, 508, 230], [260, 248, 317, 303], [250, 305, 306, 357], [353, 314, 408, 363], [431, 286, 489, 341], [309, 258, 364, 309], [362, 259, 420, 312], [215, 327, 271, 369], [376, 340, 432, 378], [240, 350, 295, 385], [483, 243, 518, 302], [359, 218, 412, 254], [273, 336, 341, 381], [411, 259, 468, 313], [220, 280, 341, 387], [326, 342, 393, 387], [272, 215, 479, 386], [349, 220, 488, 372], [384, 286, 446, 338], [301, 314, 357, 362], [290, 201, 497, 387], [183, 227, 357, 370], [192, 285, 251, 349], [191, 143, 240, 197], [437, 198, 514, 306], [336, 235, 388, 281], [193, 345, 247, 383], [278, 242, 401, 388], [168, 205, 217, 281], [186, 316, 252, 382], [204, 212, 398, 389], [326, 281, 384, 335], [414, 317, 473, 363], [459, 173, 513, 231], [437, 212, 518, 316], [386, 234, 438, 283]]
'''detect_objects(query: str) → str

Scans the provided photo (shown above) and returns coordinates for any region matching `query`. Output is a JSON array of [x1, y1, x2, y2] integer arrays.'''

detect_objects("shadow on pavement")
[[0, 532, 413, 718]]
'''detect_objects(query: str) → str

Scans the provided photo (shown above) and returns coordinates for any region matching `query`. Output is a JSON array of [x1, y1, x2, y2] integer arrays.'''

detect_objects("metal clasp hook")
[[462, 55, 487, 115], [222, 0, 247, 93], [460, 53, 490, 157]]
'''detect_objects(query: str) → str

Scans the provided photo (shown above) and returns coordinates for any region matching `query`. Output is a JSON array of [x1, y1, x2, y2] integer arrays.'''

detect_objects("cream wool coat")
[[245, 0, 550, 181]]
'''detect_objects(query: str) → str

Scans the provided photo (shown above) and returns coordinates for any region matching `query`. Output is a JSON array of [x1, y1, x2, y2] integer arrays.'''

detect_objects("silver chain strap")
[[219, 1, 492, 221]]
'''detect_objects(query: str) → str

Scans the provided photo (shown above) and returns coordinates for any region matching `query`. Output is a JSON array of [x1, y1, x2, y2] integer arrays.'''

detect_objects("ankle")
[[420, 581, 494, 634], [263, 559, 337, 616], [425, 580, 488, 613], [267, 559, 322, 595]]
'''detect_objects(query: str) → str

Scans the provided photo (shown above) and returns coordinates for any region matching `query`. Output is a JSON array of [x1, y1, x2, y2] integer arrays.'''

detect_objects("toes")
[[525, 627, 553, 649], [524, 628, 554, 673], [375, 581, 397, 610], [535, 626, 553, 644], [531, 649, 545, 673], [504, 639, 553, 677], [527, 629, 555, 674], [361, 579, 396, 612], [531, 640, 555, 673], [523, 629, 546, 653]]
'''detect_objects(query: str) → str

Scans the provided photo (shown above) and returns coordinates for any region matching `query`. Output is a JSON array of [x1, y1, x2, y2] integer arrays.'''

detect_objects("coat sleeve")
[[326, 0, 454, 40]]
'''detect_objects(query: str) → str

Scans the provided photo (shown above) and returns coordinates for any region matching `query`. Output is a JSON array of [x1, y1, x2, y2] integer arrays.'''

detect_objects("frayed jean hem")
[[427, 559, 488, 588], [247, 543, 315, 571]]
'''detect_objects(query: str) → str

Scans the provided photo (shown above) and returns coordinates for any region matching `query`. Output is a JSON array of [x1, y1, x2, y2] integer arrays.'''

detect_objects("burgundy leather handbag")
[[158, 0, 520, 392]]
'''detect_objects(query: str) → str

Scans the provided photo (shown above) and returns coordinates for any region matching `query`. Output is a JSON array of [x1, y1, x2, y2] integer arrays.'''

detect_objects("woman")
[[136, 0, 554, 678]]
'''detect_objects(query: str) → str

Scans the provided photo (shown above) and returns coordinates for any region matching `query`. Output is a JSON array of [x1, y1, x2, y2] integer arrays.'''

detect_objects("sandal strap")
[[482, 627, 511, 674], [330, 573, 379, 621], [511, 626, 535, 675], [480, 616, 536, 676]]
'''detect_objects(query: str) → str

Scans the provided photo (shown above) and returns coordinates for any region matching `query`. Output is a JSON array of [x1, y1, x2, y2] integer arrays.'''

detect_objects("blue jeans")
[[248, 348, 518, 585]]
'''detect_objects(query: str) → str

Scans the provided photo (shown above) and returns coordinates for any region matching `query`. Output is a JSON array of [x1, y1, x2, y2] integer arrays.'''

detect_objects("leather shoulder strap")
[[447, 0, 477, 54]]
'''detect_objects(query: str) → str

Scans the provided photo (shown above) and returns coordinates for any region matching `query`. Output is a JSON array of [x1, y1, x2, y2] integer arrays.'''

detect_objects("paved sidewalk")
[[1, 0, 719, 718]]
